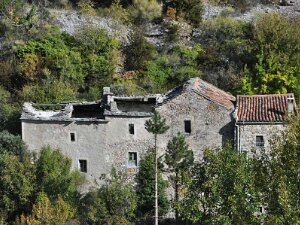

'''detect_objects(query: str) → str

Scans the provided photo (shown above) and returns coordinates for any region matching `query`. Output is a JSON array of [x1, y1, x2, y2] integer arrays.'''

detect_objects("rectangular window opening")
[[256, 135, 264, 147], [79, 160, 87, 173], [129, 124, 135, 135], [70, 132, 76, 142], [184, 120, 191, 133], [128, 152, 137, 167]]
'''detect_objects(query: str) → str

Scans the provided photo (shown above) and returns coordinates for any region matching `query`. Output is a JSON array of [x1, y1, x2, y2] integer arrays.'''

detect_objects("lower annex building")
[[21, 78, 297, 186]]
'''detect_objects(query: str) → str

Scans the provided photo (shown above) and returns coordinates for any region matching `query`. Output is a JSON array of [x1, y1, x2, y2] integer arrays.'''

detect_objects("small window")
[[256, 136, 264, 147], [129, 124, 135, 135], [79, 160, 87, 173], [70, 132, 76, 142], [184, 120, 191, 133], [128, 152, 137, 167]]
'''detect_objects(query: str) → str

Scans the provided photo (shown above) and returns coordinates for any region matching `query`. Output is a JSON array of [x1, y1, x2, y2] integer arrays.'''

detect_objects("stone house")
[[235, 93, 297, 157], [21, 78, 296, 186]]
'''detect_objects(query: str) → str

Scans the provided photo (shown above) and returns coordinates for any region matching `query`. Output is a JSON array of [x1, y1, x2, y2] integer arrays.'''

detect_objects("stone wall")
[[22, 89, 236, 190], [237, 123, 286, 157], [158, 90, 234, 160]]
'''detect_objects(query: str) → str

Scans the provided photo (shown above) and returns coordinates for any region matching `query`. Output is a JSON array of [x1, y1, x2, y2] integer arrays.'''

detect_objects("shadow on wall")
[[219, 120, 235, 147]]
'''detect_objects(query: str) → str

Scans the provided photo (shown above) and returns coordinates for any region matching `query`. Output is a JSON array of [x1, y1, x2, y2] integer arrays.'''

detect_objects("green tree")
[[168, 0, 204, 26], [35, 146, 84, 206], [242, 13, 300, 95], [0, 153, 36, 221], [18, 192, 79, 225], [178, 146, 262, 224], [0, 131, 26, 156], [74, 27, 120, 89], [125, 31, 156, 72], [260, 116, 300, 224], [131, 0, 162, 24], [143, 44, 203, 92], [0, 86, 21, 134], [79, 168, 137, 225], [165, 133, 194, 221], [144, 111, 169, 225], [136, 149, 169, 223], [21, 79, 77, 104]]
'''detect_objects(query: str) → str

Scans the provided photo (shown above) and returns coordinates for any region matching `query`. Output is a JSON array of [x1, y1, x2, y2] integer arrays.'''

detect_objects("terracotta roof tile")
[[186, 78, 236, 110], [237, 94, 296, 123]]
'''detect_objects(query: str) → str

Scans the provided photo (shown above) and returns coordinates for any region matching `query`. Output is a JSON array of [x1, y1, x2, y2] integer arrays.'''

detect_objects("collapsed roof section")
[[21, 77, 265, 122], [21, 102, 106, 122]]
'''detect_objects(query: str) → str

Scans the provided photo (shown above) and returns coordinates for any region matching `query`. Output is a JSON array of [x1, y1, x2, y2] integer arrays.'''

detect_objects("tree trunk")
[[175, 172, 178, 221], [155, 134, 158, 225]]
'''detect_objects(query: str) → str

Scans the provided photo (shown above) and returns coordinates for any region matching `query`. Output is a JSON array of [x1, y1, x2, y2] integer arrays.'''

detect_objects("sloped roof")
[[237, 94, 296, 123], [164, 78, 236, 110]]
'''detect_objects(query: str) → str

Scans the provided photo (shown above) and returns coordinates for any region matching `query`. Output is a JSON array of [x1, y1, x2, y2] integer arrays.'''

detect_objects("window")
[[128, 152, 137, 167], [184, 120, 191, 133], [256, 136, 264, 147], [129, 124, 134, 135], [70, 132, 76, 142], [79, 160, 87, 173]]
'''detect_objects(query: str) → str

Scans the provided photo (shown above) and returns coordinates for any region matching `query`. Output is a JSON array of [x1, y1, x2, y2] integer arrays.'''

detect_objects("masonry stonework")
[[21, 78, 296, 189]]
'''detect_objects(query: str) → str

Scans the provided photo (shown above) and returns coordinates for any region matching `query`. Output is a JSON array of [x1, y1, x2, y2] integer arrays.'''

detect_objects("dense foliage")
[[1, 0, 300, 224]]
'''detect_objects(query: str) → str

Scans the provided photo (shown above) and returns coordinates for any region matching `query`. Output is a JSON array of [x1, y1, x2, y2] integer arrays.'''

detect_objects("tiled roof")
[[237, 94, 296, 123], [185, 78, 236, 109], [163, 78, 236, 109]]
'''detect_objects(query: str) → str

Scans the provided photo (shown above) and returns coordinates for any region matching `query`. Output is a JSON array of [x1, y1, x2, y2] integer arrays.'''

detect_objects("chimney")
[[287, 97, 295, 116], [102, 87, 114, 105], [103, 87, 112, 96]]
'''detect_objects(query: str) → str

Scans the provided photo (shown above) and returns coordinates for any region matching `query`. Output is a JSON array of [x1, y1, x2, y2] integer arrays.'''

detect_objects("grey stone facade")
[[21, 78, 294, 188], [236, 123, 286, 157], [21, 78, 237, 187]]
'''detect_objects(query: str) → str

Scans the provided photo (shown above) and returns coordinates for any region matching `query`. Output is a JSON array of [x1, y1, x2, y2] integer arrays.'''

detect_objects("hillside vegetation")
[[0, 1, 300, 224], [1, 0, 300, 134]]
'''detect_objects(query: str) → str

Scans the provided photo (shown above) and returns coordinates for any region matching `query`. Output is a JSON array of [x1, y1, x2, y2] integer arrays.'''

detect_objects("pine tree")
[[165, 133, 194, 221], [145, 111, 169, 225]]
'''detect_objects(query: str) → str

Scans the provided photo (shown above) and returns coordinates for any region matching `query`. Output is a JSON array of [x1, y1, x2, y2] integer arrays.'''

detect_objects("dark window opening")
[[128, 152, 137, 167], [256, 136, 264, 147], [70, 133, 75, 142], [79, 160, 87, 173], [129, 124, 135, 134], [71, 103, 104, 119], [184, 120, 191, 133]]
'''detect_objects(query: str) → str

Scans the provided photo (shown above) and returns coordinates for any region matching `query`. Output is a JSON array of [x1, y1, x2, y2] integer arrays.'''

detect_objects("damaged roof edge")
[[21, 102, 107, 122]]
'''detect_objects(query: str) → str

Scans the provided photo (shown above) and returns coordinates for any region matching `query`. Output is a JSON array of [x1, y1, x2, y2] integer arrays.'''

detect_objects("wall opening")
[[129, 124, 135, 135], [128, 152, 137, 167], [256, 135, 264, 147], [70, 132, 76, 142], [184, 120, 191, 133], [79, 160, 87, 173]]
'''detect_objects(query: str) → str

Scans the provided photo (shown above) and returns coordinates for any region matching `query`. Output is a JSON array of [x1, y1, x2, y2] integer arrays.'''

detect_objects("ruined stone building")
[[21, 78, 296, 186]]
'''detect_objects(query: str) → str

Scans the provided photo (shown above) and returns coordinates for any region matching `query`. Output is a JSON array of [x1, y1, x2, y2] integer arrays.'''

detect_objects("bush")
[[0, 131, 26, 156], [125, 31, 156, 71], [79, 169, 137, 225], [0, 87, 21, 134], [130, 0, 162, 24], [168, 0, 204, 26], [21, 80, 77, 104]]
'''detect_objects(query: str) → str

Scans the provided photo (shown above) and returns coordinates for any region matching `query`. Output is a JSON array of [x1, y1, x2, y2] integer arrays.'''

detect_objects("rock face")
[[49, 9, 132, 45], [49, 1, 300, 49]]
